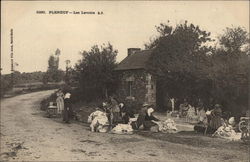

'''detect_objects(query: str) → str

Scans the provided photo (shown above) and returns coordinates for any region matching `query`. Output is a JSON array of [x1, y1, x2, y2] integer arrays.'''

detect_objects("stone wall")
[[116, 70, 156, 107], [145, 73, 156, 105]]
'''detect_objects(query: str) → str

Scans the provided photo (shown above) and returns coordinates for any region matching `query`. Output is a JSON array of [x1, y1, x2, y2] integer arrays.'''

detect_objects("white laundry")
[[213, 124, 241, 141], [88, 110, 106, 123], [154, 119, 178, 133], [111, 124, 133, 134], [128, 117, 137, 124], [88, 110, 109, 133], [187, 106, 198, 120]]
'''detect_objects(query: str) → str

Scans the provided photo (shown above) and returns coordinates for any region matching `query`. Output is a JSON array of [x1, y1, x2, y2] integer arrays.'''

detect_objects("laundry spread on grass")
[[212, 124, 241, 141], [71, 97, 248, 143], [153, 119, 178, 133], [111, 124, 133, 134], [88, 110, 109, 133]]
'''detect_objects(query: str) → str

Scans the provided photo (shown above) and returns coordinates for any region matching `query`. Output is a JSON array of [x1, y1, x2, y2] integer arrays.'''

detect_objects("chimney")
[[127, 48, 141, 56]]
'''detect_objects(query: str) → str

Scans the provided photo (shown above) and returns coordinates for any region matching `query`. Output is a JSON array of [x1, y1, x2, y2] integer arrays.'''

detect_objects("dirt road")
[[0, 90, 248, 161]]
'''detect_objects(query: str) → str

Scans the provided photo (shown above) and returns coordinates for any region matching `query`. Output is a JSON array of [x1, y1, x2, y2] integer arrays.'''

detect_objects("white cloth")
[[64, 93, 71, 99], [102, 102, 107, 107], [119, 103, 124, 108], [111, 124, 133, 134], [88, 110, 109, 133], [197, 109, 206, 122], [154, 119, 178, 133], [228, 117, 235, 125], [186, 106, 198, 122], [88, 110, 107, 123], [128, 118, 137, 124], [206, 110, 211, 115], [170, 98, 175, 112], [213, 123, 241, 141]]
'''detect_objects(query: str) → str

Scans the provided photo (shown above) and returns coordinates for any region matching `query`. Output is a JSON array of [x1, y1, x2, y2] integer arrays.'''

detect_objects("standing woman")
[[63, 92, 72, 124], [56, 89, 64, 115], [110, 96, 120, 126]]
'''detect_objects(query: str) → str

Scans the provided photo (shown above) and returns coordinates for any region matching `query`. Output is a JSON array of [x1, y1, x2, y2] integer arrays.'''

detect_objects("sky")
[[1, 1, 249, 74]]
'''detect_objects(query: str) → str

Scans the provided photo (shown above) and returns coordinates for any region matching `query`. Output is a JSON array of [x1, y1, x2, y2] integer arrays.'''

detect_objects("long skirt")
[[136, 114, 146, 129], [210, 116, 222, 130], [194, 124, 217, 134], [143, 120, 158, 130], [112, 112, 121, 124], [56, 97, 64, 114], [63, 110, 69, 123]]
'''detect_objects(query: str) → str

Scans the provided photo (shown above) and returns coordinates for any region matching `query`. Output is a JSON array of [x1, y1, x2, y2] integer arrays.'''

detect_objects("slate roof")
[[115, 49, 153, 71]]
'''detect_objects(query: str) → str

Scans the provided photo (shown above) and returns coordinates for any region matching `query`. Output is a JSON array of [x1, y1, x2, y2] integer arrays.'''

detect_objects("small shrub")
[[40, 92, 57, 111]]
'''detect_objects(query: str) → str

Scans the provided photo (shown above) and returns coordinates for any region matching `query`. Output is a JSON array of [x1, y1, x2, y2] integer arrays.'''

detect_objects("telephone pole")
[[10, 29, 14, 88]]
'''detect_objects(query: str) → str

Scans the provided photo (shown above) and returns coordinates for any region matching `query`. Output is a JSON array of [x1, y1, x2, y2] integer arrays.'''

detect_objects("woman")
[[179, 99, 191, 117], [109, 96, 121, 126], [209, 104, 223, 132], [136, 103, 149, 129], [136, 104, 160, 130], [119, 103, 135, 124], [63, 92, 72, 124], [56, 89, 64, 115], [197, 107, 207, 123]]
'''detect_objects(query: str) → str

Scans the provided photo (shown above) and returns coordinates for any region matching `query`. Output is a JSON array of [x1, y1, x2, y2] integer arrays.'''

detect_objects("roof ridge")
[[115, 49, 153, 71]]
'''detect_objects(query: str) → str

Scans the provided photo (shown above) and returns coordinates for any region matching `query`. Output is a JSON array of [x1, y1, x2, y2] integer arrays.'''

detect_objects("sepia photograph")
[[1, 1, 249, 161]]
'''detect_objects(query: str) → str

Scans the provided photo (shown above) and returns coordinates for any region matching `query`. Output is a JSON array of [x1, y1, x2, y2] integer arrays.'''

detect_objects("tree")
[[43, 49, 64, 83], [1, 74, 12, 97], [146, 21, 213, 107], [65, 60, 71, 68], [210, 27, 249, 113], [219, 27, 249, 53], [65, 60, 71, 84], [74, 43, 118, 101]]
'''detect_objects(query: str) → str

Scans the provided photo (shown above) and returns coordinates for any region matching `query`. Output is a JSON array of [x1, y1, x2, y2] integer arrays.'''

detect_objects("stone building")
[[115, 48, 156, 106]]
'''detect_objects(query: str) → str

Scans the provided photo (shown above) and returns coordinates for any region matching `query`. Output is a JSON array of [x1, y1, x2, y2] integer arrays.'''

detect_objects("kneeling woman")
[[136, 105, 160, 130]]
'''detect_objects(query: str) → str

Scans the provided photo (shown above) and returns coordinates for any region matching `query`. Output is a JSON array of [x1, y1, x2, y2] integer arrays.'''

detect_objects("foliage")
[[1, 71, 46, 97], [1, 74, 12, 97], [146, 21, 213, 107], [65, 60, 75, 85], [209, 27, 249, 113], [43, 49, 64, 83], [40, 92, 58, 111], [145, 21, 249, 113], [219, 27, 249, 53], [73, 43, 118, 102]]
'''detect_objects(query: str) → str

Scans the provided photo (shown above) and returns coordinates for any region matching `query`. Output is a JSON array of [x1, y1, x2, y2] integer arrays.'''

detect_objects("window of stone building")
[[126, 81, 133, 96]]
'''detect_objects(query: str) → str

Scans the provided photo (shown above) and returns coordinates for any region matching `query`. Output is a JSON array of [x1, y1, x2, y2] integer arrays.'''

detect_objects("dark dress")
[[120, 106, 135, 124], [209, 108, 222, 130], [136, 107, 148, 129], [136, 108, 160, 130], [110, 98, 121, 125], [63, 98, 72, 123], [143, 114, 160, 130]]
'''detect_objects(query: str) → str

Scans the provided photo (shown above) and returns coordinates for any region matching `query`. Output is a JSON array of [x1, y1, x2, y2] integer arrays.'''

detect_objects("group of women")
[[194, 103, 228, 134], [101, 96, 135, 127], [100, 96, 160, 130]]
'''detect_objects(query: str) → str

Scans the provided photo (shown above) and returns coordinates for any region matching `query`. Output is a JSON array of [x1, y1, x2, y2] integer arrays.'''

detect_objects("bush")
[[40, 92, 58, 111]]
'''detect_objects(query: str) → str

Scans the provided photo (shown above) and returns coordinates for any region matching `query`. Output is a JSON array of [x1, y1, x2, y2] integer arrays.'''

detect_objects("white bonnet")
[[147, 107, 154, 115], [64, 93, 71, 99]]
